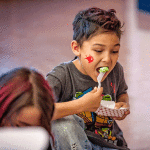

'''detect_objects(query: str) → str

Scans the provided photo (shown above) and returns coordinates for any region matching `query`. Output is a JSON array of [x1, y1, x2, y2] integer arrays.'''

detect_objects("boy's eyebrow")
[[92, 43, 120, 47], [19, 121, 32, 126], [114, 43, 120, 47]]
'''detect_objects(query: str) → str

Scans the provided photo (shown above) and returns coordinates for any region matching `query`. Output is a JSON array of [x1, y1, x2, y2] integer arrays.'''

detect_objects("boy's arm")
[[52, 87, 103, 120], [52, 99, 83, 120], [46, 66, 103, 121], [112, 63, 130, 120], [116, 93, 129, 108], [113, 93, 130, 120]]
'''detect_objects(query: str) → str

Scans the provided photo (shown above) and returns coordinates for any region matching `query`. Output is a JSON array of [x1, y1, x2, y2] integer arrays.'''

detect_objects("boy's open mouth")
[[96, 67, 109, 73], [96, 67, 101, 73]]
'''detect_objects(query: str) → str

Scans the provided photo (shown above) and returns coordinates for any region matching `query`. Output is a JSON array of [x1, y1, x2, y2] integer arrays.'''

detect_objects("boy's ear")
[[71, 40, 81, 56]]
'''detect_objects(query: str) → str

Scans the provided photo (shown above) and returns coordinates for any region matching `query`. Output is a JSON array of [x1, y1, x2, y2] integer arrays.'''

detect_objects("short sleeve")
[[46, 65, 66, 102], [116, 63, 128, 97]]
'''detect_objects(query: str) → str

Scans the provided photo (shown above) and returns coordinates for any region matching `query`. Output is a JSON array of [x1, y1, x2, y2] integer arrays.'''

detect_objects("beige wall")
[[0, 0, 126, 76], [120, 0, 150, 149]]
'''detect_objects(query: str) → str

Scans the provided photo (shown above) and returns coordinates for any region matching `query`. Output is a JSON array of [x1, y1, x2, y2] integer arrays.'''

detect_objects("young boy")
[[46, 7, 130, 150]]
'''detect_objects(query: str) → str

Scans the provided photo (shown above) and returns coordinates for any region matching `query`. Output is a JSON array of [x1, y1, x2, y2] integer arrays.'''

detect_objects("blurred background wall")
[[0, 0, 150, 149]]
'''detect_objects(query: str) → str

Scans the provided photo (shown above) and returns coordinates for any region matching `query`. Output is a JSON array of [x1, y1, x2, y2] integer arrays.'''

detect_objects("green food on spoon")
[[99, 67, 109, 73]]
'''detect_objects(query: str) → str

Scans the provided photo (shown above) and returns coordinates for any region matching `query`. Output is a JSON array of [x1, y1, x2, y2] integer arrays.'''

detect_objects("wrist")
[[73, 98, 85, 113]]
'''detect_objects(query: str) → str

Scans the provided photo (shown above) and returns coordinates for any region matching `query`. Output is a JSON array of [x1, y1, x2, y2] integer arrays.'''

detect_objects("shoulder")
[[47, 61, 72, 77], [108, 61, 125, 83], [46, 61, 73, 99], [112, 61, 124, 75], [114, 61, 124, 70], [46, 61, 75, 85], [112, 62, 127, 87]]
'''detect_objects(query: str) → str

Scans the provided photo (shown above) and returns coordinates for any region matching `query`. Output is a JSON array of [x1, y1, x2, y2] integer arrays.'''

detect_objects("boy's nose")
[[102, 52, 111, 63]]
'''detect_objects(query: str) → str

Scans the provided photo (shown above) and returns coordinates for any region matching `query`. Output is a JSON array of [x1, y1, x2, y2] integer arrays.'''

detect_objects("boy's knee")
[[51, 115, 84, 135], [52, 115, 77, 127], [51, 115, 92, 150]]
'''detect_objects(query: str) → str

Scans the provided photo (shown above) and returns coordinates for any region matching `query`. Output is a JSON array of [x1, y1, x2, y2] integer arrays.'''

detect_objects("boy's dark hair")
[[72, 7, 123, 47]]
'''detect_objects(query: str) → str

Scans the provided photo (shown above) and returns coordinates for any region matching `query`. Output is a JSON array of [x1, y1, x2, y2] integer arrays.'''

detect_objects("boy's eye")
[[112, 51, 119, 53], [95, 50, 103, 53]]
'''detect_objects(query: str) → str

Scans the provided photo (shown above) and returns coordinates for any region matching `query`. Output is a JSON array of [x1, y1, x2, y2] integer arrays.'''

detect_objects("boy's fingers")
[[114, 103, 120, 109], [94, 87, 98, 91], [113, 111, 130, 120], [125, 110, 130, 115], [90, 87, 97, 93], [122, 105, 129, 109], [96, 87, 103, 95], [114, 102, 125, 109]]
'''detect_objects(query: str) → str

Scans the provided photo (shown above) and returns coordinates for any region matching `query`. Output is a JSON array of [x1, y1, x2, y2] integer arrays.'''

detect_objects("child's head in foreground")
[[0, 67, 55, 137], [71, 7, 123, 82]]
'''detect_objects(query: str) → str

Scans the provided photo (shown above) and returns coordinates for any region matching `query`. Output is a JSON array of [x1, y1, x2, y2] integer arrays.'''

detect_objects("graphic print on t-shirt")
[[74, 87, 118, 145]]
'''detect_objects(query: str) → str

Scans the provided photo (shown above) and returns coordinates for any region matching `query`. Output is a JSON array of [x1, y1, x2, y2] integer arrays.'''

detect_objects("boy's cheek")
[[85, 54, 94, 63]]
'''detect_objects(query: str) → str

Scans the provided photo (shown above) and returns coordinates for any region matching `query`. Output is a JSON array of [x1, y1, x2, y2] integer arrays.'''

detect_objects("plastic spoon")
[[97, 67, 109, 88]]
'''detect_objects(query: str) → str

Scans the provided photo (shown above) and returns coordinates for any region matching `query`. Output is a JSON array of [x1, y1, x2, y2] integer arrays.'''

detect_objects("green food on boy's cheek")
[[99, 67, 109, 73]]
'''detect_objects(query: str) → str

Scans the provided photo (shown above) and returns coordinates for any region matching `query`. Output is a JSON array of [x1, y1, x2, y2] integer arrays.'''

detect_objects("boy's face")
[[72, 32, 120, 82]]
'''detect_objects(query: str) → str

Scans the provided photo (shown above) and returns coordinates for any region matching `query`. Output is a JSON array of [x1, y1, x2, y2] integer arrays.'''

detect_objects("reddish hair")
[[0, 79, 31, 118], [0, 67, 55, 144]]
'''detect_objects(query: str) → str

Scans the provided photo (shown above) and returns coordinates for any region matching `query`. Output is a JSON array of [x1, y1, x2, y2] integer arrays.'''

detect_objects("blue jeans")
[[51, 115, 118, 150]]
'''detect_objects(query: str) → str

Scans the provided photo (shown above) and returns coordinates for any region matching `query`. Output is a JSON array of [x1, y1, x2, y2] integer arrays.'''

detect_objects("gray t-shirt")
[[46, 60, 128, 149], [46, 61, 127, 102]]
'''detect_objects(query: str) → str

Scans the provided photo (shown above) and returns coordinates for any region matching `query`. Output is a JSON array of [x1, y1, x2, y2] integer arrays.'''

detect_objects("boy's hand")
[[80, 87, 103, 112], [112, 102, 130, 120]]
